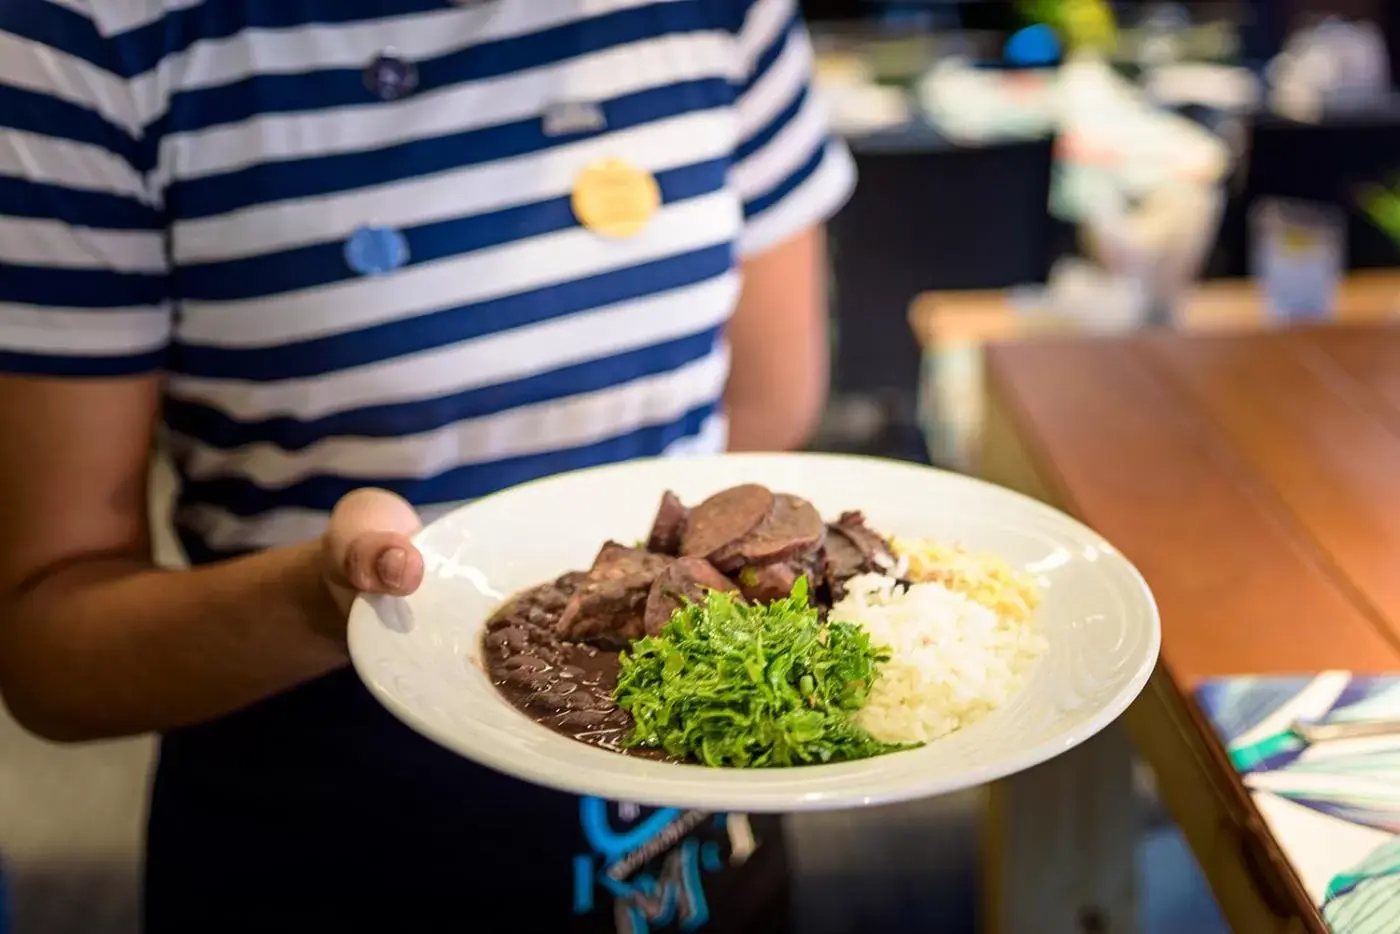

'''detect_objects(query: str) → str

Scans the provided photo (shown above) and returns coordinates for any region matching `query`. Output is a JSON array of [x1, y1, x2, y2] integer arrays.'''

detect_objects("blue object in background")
[[1003, 23, 1061, 67]]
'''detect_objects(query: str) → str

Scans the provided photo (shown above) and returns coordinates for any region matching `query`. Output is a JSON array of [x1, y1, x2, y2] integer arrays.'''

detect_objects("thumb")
[[322, 488, 426, 597]]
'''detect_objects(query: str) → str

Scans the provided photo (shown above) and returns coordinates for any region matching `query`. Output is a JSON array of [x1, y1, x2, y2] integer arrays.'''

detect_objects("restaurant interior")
[[5, 0, 1400, 932]]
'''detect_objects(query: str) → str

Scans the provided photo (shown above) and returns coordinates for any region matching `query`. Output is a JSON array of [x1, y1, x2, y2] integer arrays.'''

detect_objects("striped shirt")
[[0, 0, 854, 566]]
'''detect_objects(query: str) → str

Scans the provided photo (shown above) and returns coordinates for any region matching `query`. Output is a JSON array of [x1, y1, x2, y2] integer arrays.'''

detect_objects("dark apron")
[[143, 668, 790, 933]]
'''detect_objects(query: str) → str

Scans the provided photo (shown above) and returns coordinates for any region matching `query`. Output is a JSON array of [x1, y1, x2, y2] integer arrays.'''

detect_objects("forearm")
[[724, 225, 831, 452], [0, 541, 346, 742], [725, 391, 825, 452]]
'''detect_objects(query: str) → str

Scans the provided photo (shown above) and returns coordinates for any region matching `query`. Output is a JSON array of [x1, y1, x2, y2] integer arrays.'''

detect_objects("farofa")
[[889, 537, 1041, 625]]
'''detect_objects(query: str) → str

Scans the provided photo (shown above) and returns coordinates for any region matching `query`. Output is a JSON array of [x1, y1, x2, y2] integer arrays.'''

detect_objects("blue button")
[[365, 51, 418, 101], [345, 225, 410, 276]]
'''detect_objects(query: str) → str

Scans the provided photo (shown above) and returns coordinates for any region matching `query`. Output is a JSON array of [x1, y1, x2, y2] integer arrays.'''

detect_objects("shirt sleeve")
[[0, 4, 171, 377], [729, 0, 855, 258]]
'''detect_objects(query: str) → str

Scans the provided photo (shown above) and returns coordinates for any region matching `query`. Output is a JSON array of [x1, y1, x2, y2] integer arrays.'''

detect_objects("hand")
[[320, 488, 426, 617]]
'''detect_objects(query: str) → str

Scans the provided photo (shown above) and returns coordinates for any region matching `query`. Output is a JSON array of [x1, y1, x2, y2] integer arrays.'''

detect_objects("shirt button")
[[365, 49, 418, 101], [345, 225, 410, 276]]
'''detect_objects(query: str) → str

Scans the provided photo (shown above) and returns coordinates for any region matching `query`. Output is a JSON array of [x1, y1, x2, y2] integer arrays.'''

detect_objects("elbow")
[[3, 700, 89, 745], [0, 563, 153, 745], [25, 721, 99, 746], [0, 621, 89, 743], [0, 682, 106, 744], [0, 643, 116, 744]]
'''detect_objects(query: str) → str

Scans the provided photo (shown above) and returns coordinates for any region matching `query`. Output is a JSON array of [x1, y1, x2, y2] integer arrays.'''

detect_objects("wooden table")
[[978, 324, 1400, 934], [908, 271, 1400, 470], [911, 270, 1400, 350]]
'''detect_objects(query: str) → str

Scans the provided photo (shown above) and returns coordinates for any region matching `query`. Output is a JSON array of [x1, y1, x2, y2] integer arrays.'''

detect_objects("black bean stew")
[[482, 484, 897, 757]]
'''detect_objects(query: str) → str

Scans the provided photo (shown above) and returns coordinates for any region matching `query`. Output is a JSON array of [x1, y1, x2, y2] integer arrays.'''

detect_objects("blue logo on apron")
[[572, 798, 730, 933]]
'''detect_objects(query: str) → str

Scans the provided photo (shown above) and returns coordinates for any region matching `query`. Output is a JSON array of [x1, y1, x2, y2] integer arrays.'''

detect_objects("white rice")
[[831, 572, 1049, 745]]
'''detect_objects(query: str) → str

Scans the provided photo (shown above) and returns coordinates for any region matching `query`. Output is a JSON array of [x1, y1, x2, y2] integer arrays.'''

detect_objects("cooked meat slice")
[[645, 490, 690, 556], [642, 557, 738, 635], [804, 546, 829, 596], [589, 541, 671, 585], [710, 494, 825, 572], [824, 526, 867, 583], [831, 512, 896, 571], [734, 562, 800, 604], [680, 484, 775, 559], [550, 544, 678, 646], [555, 577, 653, 648], [823, 513, 896, 601]]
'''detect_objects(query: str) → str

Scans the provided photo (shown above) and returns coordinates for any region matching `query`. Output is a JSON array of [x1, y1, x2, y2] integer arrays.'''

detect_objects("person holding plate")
[[0, 1, 850, 931]]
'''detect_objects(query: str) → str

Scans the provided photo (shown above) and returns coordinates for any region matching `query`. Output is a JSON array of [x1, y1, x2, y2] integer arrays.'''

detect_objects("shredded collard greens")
[[613, 578, 907, 767]]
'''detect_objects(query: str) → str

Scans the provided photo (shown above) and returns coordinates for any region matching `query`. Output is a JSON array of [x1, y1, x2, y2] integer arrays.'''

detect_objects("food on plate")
[[833, 570, 1046, 745], [891, 537, 1040, 626], [482, 484, 1047, 767], [616, 577, 899, 767]]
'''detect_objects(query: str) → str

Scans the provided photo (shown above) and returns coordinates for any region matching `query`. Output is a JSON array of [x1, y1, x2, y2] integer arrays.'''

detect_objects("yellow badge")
[[571, 158, 661, 239]]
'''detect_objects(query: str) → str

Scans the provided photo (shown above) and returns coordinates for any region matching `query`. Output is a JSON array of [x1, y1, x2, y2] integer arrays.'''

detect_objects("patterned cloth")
[[0, 0, 853, 562], [1198, 672, 1400, 934]]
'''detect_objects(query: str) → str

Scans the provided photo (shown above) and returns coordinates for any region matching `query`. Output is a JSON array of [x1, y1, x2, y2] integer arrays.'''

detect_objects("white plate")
[[348, 453, 1159, 812]]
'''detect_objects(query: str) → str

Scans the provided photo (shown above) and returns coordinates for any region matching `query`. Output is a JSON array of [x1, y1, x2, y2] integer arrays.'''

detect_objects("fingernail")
[[377, 548, 407, 590]]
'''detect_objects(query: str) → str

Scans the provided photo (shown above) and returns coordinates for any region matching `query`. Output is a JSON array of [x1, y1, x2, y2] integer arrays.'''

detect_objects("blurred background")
[[807, 0, 1400, 471], [7, 1, 1400, 931]]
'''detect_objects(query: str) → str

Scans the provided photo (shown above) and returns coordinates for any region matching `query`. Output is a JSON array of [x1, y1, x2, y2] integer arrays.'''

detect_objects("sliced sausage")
[[710, 493, 825, 571], [680, 484, 775, 559]]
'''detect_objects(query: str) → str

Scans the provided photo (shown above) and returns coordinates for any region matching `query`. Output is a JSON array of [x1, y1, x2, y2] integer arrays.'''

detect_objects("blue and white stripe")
[[0, 0, 853, 562]]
